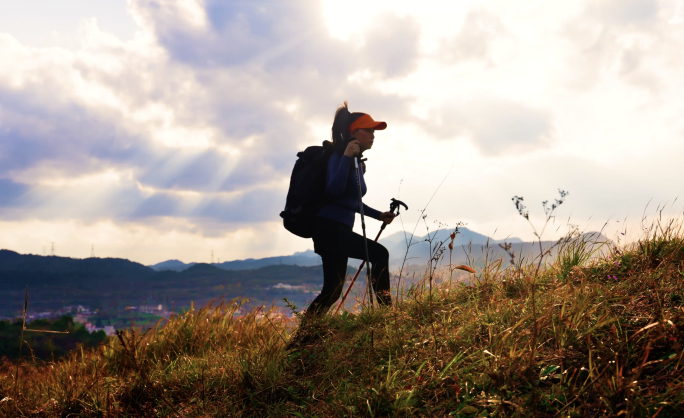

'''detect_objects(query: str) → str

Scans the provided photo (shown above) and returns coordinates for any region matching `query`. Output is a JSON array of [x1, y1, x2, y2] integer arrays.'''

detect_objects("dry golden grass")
[[2, 217, 684, 417]]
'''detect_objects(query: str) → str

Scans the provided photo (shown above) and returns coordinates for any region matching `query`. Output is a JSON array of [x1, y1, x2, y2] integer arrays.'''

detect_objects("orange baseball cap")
[[349, 113, 387, 132]]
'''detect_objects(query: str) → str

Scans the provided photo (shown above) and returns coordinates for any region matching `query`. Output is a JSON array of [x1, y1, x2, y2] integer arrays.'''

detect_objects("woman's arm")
[[361, 204, 382, 220], [325, 153, 353, 197]]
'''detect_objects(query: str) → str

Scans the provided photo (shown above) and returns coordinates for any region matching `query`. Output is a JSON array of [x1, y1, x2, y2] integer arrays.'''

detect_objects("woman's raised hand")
[[379, 212, 395, 224], [344, 140, 360, 157]]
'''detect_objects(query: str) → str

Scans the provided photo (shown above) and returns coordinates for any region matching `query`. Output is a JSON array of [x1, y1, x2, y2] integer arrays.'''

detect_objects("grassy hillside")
[[1, 220, 683, 417]]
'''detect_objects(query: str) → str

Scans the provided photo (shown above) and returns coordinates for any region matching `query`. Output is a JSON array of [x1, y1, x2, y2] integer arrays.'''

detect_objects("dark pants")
[[308, 216, 391, 316]]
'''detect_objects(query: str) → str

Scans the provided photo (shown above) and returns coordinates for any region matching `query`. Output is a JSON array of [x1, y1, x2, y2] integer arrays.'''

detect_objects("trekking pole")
[[352, 156, 375, 308], [334, 198, 408, 314]]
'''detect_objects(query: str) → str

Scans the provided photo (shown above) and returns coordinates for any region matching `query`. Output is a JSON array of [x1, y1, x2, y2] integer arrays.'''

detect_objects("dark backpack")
[[280, 141, 335, 238]]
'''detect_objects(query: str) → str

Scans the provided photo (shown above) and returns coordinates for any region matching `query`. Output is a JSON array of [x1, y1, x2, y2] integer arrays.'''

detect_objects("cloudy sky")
[[1, 0, 682, 265]]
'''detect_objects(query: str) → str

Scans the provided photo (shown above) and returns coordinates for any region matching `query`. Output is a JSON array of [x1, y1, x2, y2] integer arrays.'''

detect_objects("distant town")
[[1, 303, 178, 336], [0, 294, 308, 337]]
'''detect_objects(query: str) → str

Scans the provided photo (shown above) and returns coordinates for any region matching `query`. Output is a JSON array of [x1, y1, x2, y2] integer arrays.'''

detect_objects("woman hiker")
[[305, 102, 396, 317]]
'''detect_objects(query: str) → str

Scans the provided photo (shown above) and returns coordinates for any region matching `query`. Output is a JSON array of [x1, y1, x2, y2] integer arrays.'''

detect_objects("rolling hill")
[[0, 250, 355, 317]]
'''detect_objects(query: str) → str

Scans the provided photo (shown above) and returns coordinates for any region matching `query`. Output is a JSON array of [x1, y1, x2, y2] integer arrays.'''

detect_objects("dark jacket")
[[316, 152, 381, 227]]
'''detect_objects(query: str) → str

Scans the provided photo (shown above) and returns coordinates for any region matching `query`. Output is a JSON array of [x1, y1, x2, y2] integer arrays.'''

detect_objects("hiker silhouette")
[[281, 101, 397, 322]]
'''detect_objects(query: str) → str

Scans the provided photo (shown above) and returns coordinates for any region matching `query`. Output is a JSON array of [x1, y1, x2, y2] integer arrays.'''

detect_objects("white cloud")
[[420, 94, 555, 155], [0, 0, 683, 264]]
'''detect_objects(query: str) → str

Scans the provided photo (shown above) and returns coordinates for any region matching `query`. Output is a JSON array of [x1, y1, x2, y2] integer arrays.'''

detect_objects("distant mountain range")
[[148, 250, 322, 272], [0, 249, 357, 317], [1, 227, 606, 316], [148, 226, 541, 273], [375, 227, 606, 274], [375, 227, 524, 270]]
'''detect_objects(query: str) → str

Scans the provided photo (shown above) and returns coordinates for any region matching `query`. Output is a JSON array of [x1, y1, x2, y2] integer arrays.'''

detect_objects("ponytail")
[[331, 101, 365, 155]]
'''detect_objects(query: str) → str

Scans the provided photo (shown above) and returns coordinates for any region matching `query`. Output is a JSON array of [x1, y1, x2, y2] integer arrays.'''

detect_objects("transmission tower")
[[91, 245, 95, 258], [211, 250, 214, 264], [50, 242, 55, 256]]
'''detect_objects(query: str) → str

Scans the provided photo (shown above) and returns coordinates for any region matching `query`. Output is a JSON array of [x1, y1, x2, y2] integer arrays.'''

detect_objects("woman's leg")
[[345, 233, 391, 306], [309, 217, 391, 314], [308, 217, 351, 316], [305, 252, 348, 316]]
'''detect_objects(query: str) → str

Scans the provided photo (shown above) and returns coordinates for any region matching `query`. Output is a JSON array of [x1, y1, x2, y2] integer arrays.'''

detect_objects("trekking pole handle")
[[379, 198, 407, 232]]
